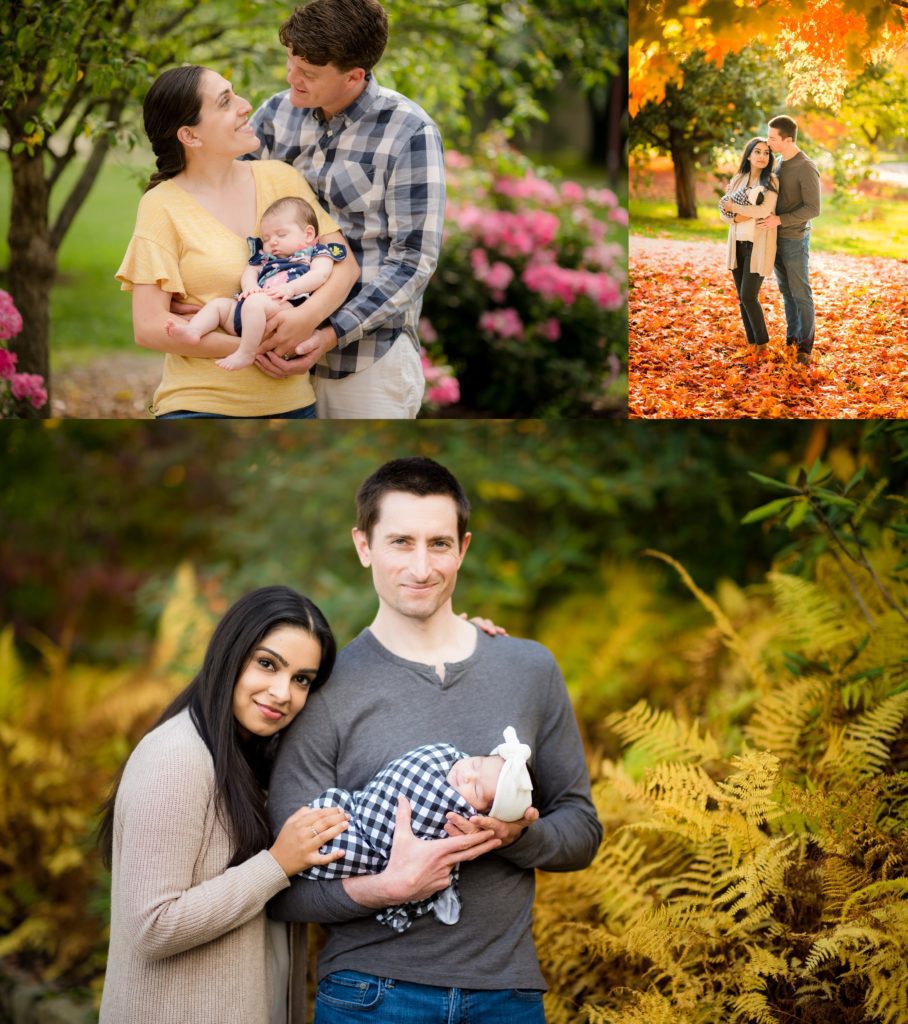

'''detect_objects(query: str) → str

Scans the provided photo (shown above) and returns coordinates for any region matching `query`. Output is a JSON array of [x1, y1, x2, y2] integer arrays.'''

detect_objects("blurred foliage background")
[[1, 420, 907, 1020]]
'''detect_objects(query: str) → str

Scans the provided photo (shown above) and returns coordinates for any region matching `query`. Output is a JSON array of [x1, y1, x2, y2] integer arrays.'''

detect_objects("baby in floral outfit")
[[165, 195, 346, 370]]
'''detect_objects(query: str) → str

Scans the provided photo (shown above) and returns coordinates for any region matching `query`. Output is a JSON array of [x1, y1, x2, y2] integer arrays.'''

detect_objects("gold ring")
[[311, 827, 319, 838]]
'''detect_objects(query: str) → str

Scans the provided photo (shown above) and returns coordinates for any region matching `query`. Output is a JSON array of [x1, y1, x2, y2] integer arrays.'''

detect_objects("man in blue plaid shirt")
[[248, 0, 445, 418]]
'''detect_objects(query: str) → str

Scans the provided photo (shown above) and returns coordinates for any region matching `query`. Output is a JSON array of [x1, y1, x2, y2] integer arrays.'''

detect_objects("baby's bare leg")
[[167, 298, 238, 344], [217, 293, 283, 370]]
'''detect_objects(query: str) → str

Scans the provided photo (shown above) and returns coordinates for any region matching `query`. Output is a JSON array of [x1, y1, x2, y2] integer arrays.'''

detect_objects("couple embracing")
[[97, 457, 602, 1024], [720, 115, 821, 365], [117, 0, 442, 419]]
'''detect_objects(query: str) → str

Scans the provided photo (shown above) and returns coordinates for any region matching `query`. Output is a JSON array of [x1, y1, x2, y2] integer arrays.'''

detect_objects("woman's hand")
[[459, 612, 508, 636], [268, 805, 349, 876]]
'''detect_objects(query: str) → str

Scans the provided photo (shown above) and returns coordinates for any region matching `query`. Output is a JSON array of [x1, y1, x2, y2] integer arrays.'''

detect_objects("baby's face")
[[260, 214, 316, 257], [446, 754, 504, 812]]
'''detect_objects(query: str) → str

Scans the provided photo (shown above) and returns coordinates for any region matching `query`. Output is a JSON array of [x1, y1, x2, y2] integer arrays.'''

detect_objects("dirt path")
[[50, 353, 159, 418]]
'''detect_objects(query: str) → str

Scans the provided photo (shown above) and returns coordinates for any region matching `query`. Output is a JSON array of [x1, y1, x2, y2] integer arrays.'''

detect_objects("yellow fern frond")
[[605, 700, 720, 765], [838, 691, 908, 778], [745, 676, 830, 764], [644, 551, 768, 690], [766, 571, 864, 658]]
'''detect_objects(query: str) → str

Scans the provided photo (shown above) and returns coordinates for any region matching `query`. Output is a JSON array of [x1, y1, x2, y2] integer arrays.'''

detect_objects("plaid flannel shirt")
[[301, 743, 475, 933], [249, 76, 445, 379]]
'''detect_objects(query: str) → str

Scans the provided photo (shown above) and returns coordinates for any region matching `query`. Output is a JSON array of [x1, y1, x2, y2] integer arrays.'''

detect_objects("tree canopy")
[[630, 0, 908, 115]]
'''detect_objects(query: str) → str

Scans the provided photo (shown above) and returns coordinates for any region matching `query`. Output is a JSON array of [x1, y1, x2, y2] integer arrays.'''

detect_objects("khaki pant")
[[315, 338, 424, 419]]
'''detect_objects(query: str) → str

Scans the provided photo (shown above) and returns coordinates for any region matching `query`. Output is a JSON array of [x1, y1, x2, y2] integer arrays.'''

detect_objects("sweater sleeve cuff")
[[493, 823, 547, 869], [256, 849, 293, 896]]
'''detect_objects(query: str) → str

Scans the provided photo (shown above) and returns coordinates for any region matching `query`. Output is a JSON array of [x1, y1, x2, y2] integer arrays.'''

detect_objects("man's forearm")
[[268, 874, 373, 924]]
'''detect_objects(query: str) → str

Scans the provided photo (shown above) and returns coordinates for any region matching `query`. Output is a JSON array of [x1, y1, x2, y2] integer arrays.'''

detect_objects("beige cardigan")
[[100, 709, 301, 1024], [721, 172, 779, 278]]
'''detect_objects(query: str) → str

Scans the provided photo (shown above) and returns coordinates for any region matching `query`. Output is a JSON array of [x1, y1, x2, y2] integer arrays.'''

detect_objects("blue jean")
[[156, 403, 316, 420], [314, 971, 546, 1024], [774, 232, 815, 354]]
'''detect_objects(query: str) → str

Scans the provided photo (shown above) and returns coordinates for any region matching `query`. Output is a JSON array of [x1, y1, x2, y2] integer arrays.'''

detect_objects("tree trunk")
[[7, 149, 56, 418], [601, 56, 627, 192], [670, 142, 698, 219]]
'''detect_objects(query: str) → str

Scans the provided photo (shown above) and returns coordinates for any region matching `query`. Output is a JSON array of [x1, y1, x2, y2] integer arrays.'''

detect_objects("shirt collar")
[[313, 73, 380, 128]]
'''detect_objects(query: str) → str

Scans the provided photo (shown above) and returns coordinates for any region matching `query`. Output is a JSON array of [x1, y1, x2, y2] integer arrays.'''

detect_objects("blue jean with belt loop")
[[314, 971, 546, 1024]]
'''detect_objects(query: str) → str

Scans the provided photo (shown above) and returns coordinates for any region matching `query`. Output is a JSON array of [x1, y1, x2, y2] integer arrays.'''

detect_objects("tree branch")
[[50, 92, 127, 251], [48, 97, 102, 191]]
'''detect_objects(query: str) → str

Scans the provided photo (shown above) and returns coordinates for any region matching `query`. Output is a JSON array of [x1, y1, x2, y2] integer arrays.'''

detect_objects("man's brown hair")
[[280, 0, 388, 72], [356, 458, 471, 545], [768, 115, 798, 142]]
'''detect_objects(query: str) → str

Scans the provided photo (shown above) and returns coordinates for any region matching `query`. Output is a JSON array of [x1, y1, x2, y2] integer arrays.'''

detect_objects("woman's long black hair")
[[736, 137, 777, 192], [98, 586, 336, 869], [142, 64, 207, 192]]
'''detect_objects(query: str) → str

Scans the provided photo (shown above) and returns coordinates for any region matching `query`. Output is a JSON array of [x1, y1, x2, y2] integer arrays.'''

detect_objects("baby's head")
[[259, 196, 318, 257], [446, 727, 533, 820]]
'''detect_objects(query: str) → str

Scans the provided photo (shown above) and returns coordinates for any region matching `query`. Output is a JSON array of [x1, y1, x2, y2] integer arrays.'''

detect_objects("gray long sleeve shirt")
[[775, 150, 821, 239], [268, 627, 602, 990]]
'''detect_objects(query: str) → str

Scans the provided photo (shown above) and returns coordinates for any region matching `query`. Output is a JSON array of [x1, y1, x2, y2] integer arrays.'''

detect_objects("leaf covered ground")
[[629, 237, 908, 418]]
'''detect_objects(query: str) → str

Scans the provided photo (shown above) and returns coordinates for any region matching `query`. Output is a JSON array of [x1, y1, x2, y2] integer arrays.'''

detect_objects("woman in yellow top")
[[116, 65, 358, 418]]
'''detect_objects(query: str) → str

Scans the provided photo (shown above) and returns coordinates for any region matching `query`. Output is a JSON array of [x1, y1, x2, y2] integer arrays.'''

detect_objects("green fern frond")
[[605, 700, 721, 765]]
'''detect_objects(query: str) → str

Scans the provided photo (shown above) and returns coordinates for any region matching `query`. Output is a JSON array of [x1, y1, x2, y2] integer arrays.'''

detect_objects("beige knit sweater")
[[100, 709, 293, 1024]]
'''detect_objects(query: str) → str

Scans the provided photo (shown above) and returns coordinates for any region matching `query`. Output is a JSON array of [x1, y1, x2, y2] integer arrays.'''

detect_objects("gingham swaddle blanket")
[[721, 184, 765, 221], [301, 743, 477, 932]]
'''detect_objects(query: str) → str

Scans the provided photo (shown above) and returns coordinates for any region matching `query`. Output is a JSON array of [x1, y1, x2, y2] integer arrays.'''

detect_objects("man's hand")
[[170, 299, 202, 317], [256, 325, 338, 378], [342, 797, 501, 909], [444, 807, 539, 848], [757, 214, 782, 230]]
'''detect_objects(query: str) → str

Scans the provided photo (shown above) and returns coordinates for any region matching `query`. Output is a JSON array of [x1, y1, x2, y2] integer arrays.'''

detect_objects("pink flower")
[[560, 181, 585, 203], [586, 188, 619, 209], [0, 290, 24, 341], [444, 150, 471, 169], [609, 207, 629, 227], [427, 376, 460, 405], [479, 308, 524, 340], [0, 348, 18, 380], [484, 261, 514, 292], [10, 372, 48, 409], [419, 318, 438, 344], [542, 318, 561, 342]]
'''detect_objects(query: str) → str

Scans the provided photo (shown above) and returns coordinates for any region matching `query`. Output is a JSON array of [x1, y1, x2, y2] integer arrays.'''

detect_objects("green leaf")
[[843, 466, 866, 495], [741, 497, 795, 525], [747, 471, 800, 494], [785, 500, 809, 530]]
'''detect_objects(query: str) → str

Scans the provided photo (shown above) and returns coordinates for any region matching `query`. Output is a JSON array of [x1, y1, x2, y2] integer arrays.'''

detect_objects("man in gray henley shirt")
[[757, 114, 821, 364], [268, 456, 602, 1023]]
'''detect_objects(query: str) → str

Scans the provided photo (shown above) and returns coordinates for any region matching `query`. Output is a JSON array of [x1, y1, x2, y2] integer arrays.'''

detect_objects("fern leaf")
[[644, 551, 769, 690], [606, 699, 720, 765], [767, 571, 864, 658]]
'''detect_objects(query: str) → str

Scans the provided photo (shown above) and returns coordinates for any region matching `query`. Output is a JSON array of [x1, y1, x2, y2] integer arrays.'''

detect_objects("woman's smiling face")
[[232, 625, 323, 739]]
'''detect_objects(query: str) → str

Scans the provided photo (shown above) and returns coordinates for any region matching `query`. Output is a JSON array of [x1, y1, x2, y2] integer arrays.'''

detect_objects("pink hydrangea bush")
[[420, 144, 627, 416], [0, 290, 48, 416], [419, 323, 461, 412]]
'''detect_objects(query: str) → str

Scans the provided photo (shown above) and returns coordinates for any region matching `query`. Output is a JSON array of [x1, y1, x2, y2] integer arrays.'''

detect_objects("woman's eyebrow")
[[256, 645, 288, 667]]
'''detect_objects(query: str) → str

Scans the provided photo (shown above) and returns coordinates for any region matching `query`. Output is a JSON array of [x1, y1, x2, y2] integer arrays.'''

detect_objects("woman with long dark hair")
[[719, 137, 780, 349], [115, 65, 358, 418], [98, 586, 348, 1024]]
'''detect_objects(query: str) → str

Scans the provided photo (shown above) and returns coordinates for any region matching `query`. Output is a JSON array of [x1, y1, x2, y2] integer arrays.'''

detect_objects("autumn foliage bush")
[[421, 143, 628, 417], [534, 458, 908, 1024]]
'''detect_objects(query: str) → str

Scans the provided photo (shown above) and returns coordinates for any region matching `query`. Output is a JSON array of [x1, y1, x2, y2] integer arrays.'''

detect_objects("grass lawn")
[[630, 189, 908, 260], [1, 153, 145, 367]]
